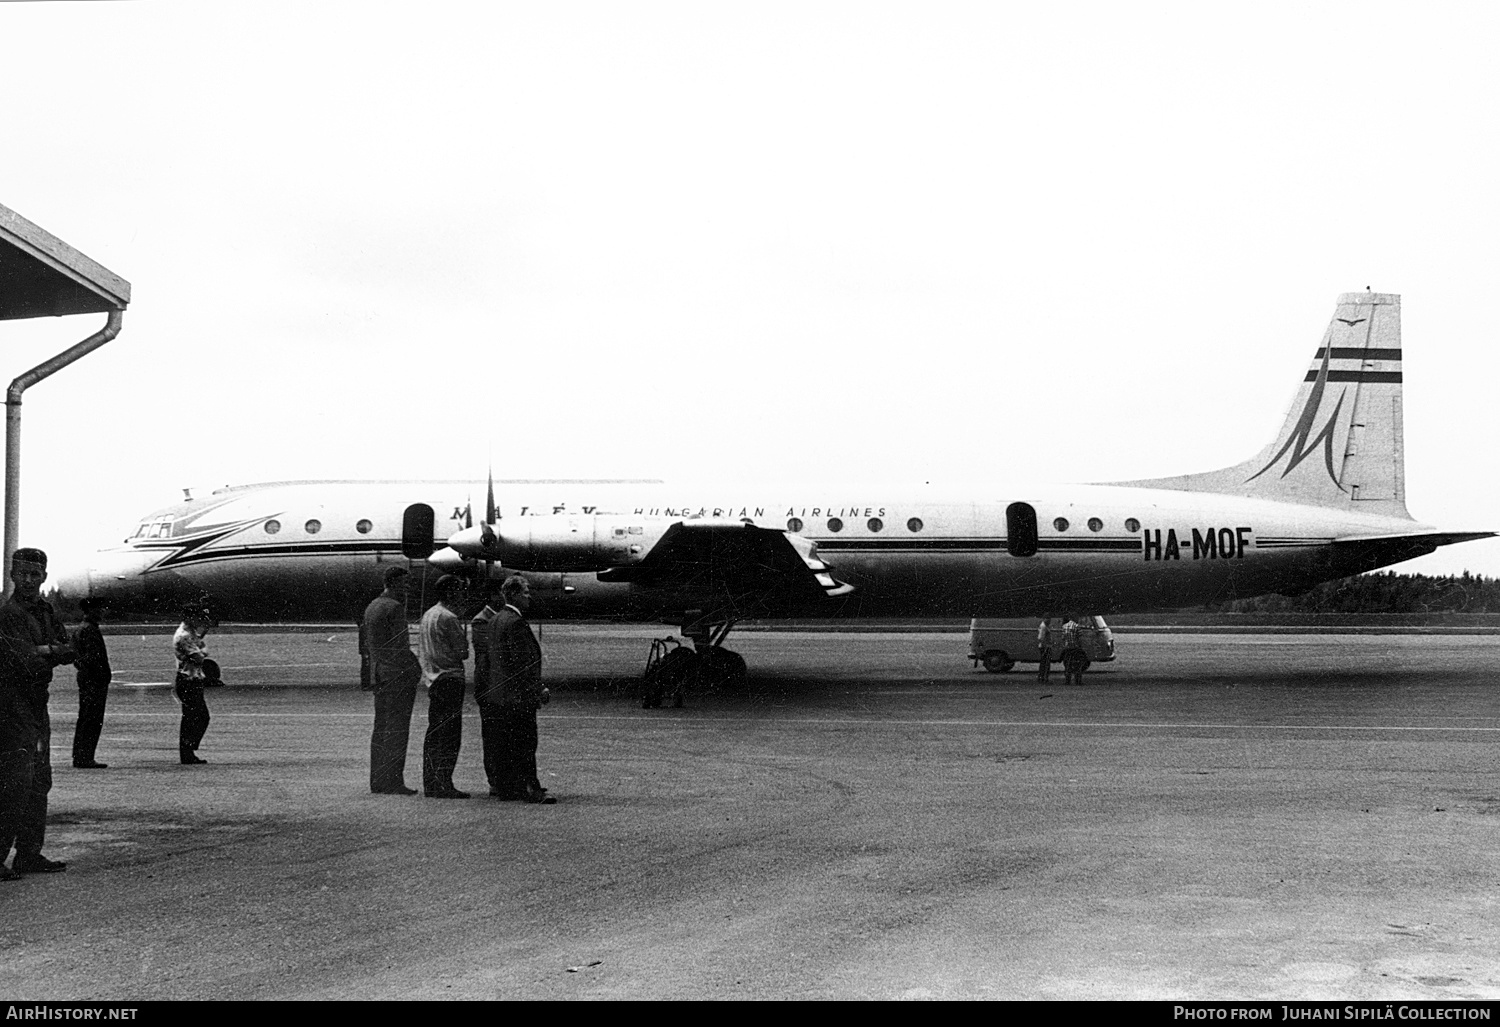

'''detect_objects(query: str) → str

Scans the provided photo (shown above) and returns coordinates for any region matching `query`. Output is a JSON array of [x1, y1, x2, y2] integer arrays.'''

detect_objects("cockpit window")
[[134, 518, 173, 539]]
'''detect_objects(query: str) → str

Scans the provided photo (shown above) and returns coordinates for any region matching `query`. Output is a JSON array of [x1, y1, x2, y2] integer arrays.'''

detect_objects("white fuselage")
[[67, 479, 1431, 623]]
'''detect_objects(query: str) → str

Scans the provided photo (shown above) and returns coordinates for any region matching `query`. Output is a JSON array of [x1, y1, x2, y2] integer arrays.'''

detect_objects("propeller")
[[480, 461, 498, 589], [480, 462, 497, 549], [431, 463, 502, 578]]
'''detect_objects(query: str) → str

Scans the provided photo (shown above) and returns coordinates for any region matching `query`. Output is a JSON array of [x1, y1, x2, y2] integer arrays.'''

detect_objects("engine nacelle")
[[445, 515, 671, 571]]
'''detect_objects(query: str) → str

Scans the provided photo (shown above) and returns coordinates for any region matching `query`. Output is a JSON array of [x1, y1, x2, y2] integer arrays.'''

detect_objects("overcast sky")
[[4, 1, 1499, 580]]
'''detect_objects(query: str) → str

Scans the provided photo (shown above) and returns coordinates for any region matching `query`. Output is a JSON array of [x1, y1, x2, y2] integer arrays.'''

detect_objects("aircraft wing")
[[597, 520, 853, 612]]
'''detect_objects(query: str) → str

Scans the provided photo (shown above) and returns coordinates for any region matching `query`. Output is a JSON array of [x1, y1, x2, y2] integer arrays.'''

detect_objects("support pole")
[[4, 308, 123, 588]]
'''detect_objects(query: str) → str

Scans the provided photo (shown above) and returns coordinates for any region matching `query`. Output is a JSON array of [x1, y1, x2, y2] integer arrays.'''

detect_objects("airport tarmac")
[[1, 627, 1497, 1001]]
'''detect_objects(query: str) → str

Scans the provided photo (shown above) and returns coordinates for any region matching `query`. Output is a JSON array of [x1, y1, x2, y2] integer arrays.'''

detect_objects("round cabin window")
[[1088, 517, 1103, 532], [907, 517, 923, 532], [787, 517, 803, 533], [1125, 518, 1141, 532], [1053, 517, 1070, 532], [827, 517, 844, 533], [356, 519, 373, 534], [305, 519, 322, 535], [264, 519, 281, 535], [867, 517, 883, 532]]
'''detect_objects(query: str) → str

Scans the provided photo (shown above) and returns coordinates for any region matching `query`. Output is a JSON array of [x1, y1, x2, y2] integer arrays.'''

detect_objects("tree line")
[[1213, 571, 1500, 614]]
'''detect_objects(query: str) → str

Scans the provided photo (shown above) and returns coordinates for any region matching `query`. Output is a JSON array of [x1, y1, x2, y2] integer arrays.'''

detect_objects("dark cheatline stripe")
[[822, 538, 1138, 554], [159, 536, 1153, 564], [1036, 539, 1142, 552], [1315, 347, 1401, 360], [1302, 370, 1403, 383], [160, 540, 396, 568], [818, 539, 1009, 552]]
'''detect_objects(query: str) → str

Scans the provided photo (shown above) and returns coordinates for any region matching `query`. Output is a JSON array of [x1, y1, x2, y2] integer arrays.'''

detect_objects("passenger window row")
[[263, 518, 375, 536], [1052, 516, 1141, 533], [786, 516, 925, 534]]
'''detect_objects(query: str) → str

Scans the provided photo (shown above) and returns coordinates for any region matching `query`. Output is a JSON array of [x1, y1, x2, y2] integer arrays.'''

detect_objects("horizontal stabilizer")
[[1327, 529, 1497, 572], [1334, 530, 1495, 547]]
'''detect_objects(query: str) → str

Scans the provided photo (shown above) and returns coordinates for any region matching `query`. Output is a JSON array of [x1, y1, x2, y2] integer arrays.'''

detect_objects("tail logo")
[[1245, 343, 1349, 490]]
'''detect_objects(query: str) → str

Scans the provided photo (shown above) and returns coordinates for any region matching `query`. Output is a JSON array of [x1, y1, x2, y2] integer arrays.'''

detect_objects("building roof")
[[0, 202, 130, 320]]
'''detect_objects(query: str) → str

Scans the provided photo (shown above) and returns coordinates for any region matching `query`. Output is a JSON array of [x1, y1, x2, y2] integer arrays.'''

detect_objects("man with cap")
[[71, 598, 112, 769], [417, 574, 469, 798], [172, 602, 214, 764], [363, 566, 421, 795], [0, 547, 75, 877]]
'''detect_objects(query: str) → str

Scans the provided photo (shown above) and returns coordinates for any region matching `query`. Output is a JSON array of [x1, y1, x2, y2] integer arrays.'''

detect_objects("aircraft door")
[[1006, 502, 1038, 557], [402, 504, 436, 560]]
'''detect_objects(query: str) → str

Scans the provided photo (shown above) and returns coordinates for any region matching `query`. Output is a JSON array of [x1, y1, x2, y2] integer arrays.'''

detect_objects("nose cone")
[[69, 546, 167, 615], [51, 562, 91, 601]]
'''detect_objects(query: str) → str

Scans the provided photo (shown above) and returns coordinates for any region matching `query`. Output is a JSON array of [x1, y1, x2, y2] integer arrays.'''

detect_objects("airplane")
[[60, 291, 1491, 686]]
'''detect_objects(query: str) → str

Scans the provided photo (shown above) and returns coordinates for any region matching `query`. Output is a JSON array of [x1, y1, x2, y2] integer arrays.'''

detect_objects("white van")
[[969, 616, 1116, 673]]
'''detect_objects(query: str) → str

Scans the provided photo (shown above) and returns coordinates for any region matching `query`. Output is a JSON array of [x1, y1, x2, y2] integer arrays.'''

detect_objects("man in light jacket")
[[418, 575, 469, 798]]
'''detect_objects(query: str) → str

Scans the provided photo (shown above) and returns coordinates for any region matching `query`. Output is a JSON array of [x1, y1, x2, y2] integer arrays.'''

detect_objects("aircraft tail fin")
[[1109, 291, 1412, 518]]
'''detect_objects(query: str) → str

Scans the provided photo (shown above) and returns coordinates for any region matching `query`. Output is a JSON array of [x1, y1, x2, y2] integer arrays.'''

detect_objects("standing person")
[[0, 547, 75, 876], [364, 566, 420, 795], [418, 575, 470, 799], [0, 621, 34, 881], [71, 598, 112, 769], [1036, 616, 1053, 683], [173, 603, 213, 764], [486, 575, 554, 804], [1061, 614, 1082, 686], [470, 584, 504, 797]]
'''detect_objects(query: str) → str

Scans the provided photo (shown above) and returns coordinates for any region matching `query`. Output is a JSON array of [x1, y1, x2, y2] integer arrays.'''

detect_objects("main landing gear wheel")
[[981, 650, 1014, 673], [642, 640, 695, 708], [695, 645, 748, 691], [642, 614, 748, 709]]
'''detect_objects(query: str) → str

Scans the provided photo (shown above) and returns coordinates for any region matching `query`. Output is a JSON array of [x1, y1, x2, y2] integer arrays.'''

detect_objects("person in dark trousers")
[[485, 575, 554, 803], [172, 604, 213, 763], [1061, 615, 1084, 685], [1036, 616, 1053, 683], [0, 633, 33, 881], [71, 598, 112, 769], [363, 566, 420, 795], [0, 547, 75, 877], [469, 584, 504, 796], [418, 575, 469, 798]]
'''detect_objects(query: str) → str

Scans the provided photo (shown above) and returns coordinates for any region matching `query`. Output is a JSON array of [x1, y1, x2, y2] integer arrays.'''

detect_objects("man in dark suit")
[[483, 575, 554, 803], [0, 547, 74, 877], [71, 598, 112, 769], [363, 566, 421, 795], [469, 584, 504, 796]]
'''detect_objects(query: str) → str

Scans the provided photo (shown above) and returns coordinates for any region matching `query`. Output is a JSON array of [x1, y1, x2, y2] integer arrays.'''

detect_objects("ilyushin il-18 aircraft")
[[62, 291, 1491, 683]]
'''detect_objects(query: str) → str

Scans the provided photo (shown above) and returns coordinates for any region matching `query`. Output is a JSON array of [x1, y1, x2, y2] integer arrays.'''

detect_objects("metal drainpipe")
[[4, 308, 124, 588]]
